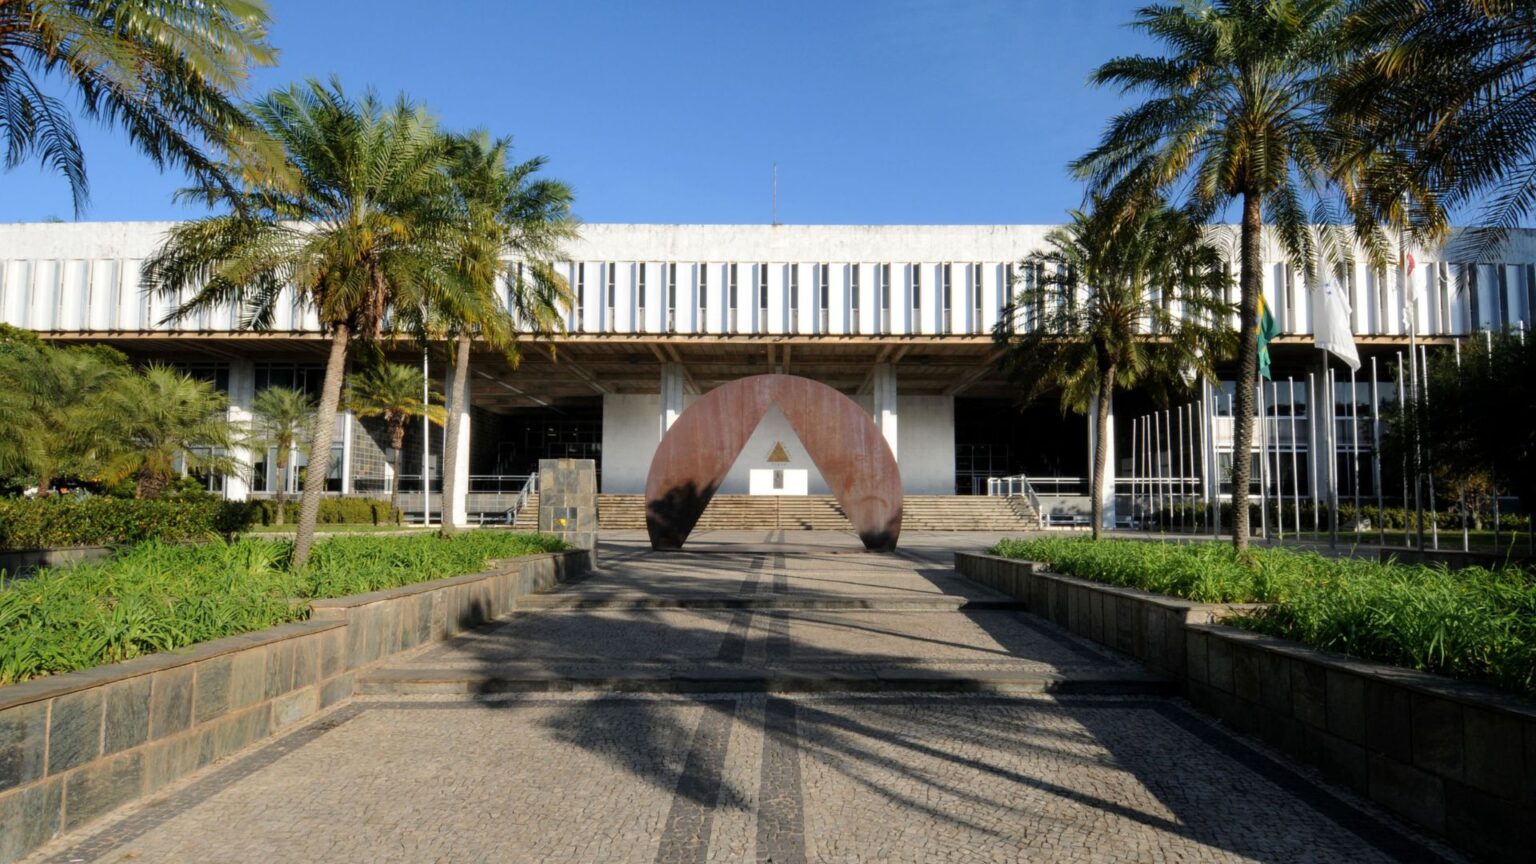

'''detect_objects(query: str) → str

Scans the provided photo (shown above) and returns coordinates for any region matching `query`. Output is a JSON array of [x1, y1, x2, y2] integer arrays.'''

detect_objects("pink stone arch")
[[644, 374, 903, 551]]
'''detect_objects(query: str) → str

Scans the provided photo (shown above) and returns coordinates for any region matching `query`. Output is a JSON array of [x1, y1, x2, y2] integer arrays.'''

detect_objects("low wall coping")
[[307, 550, 575, 614], [956, 552, 1267, 619], [0, 548, 585, 712], [1189, 621, 1536, 720], [0, 618, 345, 714]]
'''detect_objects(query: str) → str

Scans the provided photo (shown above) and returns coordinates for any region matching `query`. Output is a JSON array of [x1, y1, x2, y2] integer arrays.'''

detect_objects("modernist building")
[[3, 222, 1533, 527]]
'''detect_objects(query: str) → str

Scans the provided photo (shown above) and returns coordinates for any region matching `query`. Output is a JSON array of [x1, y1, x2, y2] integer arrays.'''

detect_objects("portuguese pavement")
[[21, 531, 1459, 863]]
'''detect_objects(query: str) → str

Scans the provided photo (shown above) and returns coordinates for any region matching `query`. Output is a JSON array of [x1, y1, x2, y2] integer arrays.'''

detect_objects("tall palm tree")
[[0, 326, 126, 493], [141, 79, 453, 568], [996, 197, 1236, 539], [436, 131, 576, 532], [1331, 0, 1536, 255], [1073, 0, 1349, 551], [346, 363, 445, 517], [97, 365, 239, 498], [0, 0, 277, 213], [249, 387, 314, 524]]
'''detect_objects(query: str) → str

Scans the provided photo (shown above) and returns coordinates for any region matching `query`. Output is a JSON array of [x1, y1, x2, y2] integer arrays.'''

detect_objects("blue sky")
[[0, 1, 1152, 225]]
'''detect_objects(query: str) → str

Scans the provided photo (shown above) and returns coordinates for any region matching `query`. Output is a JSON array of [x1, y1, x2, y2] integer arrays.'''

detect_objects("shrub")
[[0, 531, 567, 685], [0, 496, 254, 550], [248, 497, 401, 526], [988, 537, 1536, 698]]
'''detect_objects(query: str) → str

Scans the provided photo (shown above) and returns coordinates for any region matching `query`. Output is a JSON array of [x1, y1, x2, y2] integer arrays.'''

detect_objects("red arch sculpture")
[[644, 374, 903, 551]]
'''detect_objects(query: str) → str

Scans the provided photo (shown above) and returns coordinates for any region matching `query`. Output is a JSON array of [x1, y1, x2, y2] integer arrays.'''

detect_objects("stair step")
[[357, 667, 1172, 696], [518, 594, 1027, 611]]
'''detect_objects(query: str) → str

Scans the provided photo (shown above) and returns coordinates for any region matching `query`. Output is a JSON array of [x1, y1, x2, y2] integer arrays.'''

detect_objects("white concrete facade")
[[6, 222, 1536, 340]]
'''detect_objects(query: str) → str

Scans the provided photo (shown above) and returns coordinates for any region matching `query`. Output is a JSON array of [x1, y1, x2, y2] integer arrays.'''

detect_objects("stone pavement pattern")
[[22, 531, 1452, 863]]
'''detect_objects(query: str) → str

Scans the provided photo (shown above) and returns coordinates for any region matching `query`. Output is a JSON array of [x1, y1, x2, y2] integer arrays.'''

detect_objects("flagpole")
[[1289, 376, 1301, 537], [1189, 402, 1199, 533], [1371, 356, 1385, 549], [1154, 410, 1164, 531], [1270, 380, 1284, 540], [1351, 366, 1361, 544], [1257, 382, 1269, 542], [1328, 367, 1340, 549], [1402, 206, 1425, 551], [1399, 351, 1411, 549], [1421, 344, 1438, 549], [1454, 339, 1469, 552], [1176, 405, 1185, 533], [1309, 372, 1320, 536], [1207, 382, 1220, 540]]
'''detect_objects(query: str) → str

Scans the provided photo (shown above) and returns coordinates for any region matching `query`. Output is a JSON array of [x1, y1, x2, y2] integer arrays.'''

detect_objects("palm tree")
[[96, 365, 240, 499], [346, 363, 446, 517], [1073, 0, 1349, 551], [435, 131, 576, 532], [249, 387, 315, 525], [0, 326, 126, 493], [996, 197, 1235, 539], [1330, 0, 1536, 254], [0, 0, 277, 213], [141, 79, 453, 568]]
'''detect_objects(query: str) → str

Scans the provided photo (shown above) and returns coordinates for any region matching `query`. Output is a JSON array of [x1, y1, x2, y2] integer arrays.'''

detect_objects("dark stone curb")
[[0, 549, 593, 864], [518, 594, 1027, 611], [955, 551, 1536, 864]]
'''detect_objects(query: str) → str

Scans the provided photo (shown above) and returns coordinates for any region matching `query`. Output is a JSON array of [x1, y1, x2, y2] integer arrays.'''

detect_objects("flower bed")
[[989, 537, 1536, 698], [0, 531, 565, 685]]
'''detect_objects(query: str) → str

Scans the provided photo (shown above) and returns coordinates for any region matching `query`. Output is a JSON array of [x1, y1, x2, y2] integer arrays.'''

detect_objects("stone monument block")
[[538, 459, 597, 550]]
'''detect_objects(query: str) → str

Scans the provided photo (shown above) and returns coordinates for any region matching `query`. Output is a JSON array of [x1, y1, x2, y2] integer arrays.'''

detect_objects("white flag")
[[1313, 281, 1361, 371]]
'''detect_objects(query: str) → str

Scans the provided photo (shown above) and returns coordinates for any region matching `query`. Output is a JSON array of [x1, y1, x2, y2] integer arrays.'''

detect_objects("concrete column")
[[444, 363, 471, 528], [1088, 391, 1117, 529], [339, 411, 353, 495], [224, 360, 255, 501], [871, 363, 898, 460], [660, 363, 686, 439]]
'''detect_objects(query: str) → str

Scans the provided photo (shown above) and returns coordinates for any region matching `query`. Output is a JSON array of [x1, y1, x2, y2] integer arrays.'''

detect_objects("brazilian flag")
[[1256, 293, 1280, 380]]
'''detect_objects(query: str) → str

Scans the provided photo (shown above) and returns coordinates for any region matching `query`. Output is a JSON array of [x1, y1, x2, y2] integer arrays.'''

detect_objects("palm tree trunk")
[[440, 331, 471, 534], [388, 423, 406, 518], [1231, 192, 1263, 553], [292, 323, 349, 570], [1091, 364, 1116, 541]]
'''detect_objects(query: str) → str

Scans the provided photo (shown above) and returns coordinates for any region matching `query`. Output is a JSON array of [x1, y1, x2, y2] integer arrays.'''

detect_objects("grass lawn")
[[0, 531, 566, 686], [990, 537, 1536, 699]]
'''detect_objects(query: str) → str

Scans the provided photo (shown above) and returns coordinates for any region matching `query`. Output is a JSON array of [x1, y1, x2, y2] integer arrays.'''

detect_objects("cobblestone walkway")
[[22, 531, 1456, 863]]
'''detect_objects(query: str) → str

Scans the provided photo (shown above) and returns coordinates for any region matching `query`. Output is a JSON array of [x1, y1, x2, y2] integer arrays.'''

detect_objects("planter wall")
[[0, 549, 591, 864], [955, 552, 1536, 864]]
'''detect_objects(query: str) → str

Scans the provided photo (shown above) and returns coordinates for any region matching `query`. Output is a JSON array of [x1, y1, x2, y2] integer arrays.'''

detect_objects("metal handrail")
[[507, 472, 539, 526], [986, 474, 1042, 515]]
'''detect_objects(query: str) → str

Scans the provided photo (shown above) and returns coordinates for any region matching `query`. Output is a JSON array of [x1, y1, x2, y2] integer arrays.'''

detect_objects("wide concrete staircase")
[[516, 493, 1040, 531]]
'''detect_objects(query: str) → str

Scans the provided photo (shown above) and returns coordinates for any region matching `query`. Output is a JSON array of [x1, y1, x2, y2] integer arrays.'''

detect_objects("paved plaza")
[[22, 531, 1455, 863]]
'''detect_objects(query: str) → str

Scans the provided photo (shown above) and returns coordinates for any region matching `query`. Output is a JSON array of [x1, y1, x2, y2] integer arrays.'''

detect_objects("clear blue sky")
[[0, 1, 1153, 225]]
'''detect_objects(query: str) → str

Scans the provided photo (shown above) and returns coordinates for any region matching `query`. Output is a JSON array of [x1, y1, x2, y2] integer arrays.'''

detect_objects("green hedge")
[[248, 497, 401, 526], [0, 496, 405, 550], [0, 497, 250, 550], [0, 531, 568, 685], [989, 537, 1536, 698]]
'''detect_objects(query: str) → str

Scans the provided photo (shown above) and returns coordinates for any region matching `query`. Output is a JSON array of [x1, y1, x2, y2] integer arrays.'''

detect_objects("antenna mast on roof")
[[772, 162, 780, 227]]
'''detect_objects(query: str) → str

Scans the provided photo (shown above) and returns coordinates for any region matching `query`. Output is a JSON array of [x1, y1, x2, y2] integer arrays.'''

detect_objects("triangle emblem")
[[766, 441, 791, 463]]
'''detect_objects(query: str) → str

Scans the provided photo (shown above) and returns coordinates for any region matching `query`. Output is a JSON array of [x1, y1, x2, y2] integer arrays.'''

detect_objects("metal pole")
[[1189, 402, 1199, 534], [1130, 417, 1139, 530], [1309, 373, 1320, 534], [1351, 366, 1361, 543], [1269, 381, 1283, 540], [1400, 352, 1413, 549], [1145, 415, 1152, 532], [1405, 232, 1424, 551], [1154, 410, 1164, 531], [421, 348, 432, 527], [1371, 356, 1385, 548], [1289, 376, 1301, 537], [1328, 368, 1340, 548], [1176, 405, 1186, 533], [1455, 338, 1469, 551], [1257, 382, 1269, 541], [1421, 344, 1438, 549]]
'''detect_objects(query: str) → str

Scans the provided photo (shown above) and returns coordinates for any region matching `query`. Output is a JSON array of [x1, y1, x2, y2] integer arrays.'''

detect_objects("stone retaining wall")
[[955, 552, 1536, 864], [0, 549, 591, 864]]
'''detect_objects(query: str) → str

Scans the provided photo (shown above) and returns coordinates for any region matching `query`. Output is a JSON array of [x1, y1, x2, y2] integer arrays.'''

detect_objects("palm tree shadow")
[[438, 539, 1418, 862]]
